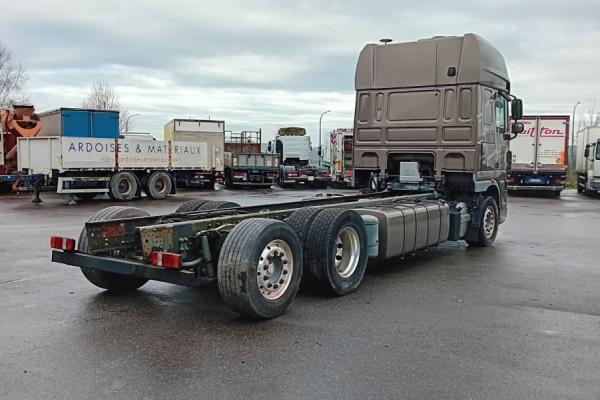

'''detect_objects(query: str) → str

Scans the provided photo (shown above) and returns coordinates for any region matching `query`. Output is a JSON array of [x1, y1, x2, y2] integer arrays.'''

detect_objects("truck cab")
[[352, 33, 523, 224], [577, 127, 600, 193]]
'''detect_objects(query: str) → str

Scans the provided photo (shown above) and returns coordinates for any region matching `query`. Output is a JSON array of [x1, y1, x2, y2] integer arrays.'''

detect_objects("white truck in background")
[[507, 115, 569, 196], [576, 127, 600, 194], [329, 128, 354, 187]]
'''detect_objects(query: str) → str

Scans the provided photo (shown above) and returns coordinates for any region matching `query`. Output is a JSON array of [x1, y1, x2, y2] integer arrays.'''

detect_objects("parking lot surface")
[[1, 188, 599, 400]]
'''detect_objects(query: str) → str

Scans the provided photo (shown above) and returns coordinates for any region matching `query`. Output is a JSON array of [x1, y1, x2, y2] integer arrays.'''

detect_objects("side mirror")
[[511, 122, 524, 134], [584, 145, 590, 159], [511, 98, 523, 120], [318, 146, 322, 157], [267, 142, 272, 152]]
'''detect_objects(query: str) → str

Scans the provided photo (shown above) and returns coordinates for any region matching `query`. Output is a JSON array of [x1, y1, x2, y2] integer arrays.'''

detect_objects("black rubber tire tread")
[[174, 199, 211, 213], [74, 193, 97, 201], [197, 200, 240, 210], [78, 206, 150, 292], [108, 171, 138, 202], [144, 171, 172, 200], [466, 196, 499, 247], [217, 218, 302, 319], [303, 208, 368, 296], [285, 207, 325, 244]]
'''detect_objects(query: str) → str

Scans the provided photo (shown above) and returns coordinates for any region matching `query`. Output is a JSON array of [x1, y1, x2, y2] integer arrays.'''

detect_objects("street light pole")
[[571, 102, 580, 148], [124, 113, 140, 133], [318, 110, 330, 166]]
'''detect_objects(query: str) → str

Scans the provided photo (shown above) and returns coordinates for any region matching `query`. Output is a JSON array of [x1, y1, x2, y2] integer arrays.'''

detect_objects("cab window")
[[495, 99, 506, 134], [595, 143, 600, 160]]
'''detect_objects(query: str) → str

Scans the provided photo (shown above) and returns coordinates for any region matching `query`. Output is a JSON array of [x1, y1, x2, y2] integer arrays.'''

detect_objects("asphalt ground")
[[1, 187, 599, 400]]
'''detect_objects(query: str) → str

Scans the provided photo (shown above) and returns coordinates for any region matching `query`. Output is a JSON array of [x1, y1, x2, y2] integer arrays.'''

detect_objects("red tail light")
[[233, 172, 245, 178], [323, 172, 332, 178], [50, 236, 76, 252], [266, 172, 277, 177], [288, 172, 298, 177], [150, 251, 182, 270]]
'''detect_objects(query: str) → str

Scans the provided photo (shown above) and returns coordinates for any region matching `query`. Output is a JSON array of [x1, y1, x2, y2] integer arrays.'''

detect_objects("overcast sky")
[[2, 0, 599, 143]]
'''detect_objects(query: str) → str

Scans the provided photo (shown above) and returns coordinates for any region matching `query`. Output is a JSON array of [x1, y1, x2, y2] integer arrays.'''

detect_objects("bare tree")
[[0, 42, 28, 108], [82, 80, 130, 132]]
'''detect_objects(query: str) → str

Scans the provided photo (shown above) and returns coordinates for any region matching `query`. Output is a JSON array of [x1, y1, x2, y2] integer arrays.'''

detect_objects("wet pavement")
[[1, 188, 599, 400]]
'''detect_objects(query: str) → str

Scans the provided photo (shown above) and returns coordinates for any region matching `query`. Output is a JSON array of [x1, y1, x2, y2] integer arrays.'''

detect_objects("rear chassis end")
[[228, 166, 278, 187], [507, 168, 566, 193]]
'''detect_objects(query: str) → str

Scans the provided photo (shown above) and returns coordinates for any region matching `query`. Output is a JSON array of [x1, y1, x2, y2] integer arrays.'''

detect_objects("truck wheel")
[[197, 200, 240, 210], [217, 218, 303, 319], [78, 206, 149, 292], [303, 209, 368, 296], [285, 207, 325, 244], [108, 171, 138, 202], [74, 193, 97, 201], [144, 171, 172, 200], [466, 196, 499, 247], [174, 199, 211, 213]]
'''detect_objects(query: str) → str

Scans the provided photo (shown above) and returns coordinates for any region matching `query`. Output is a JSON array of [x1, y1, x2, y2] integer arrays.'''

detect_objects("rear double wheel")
[[217, 218, 303, 319], [144, 171, 172, 200], [108, 171, 139, 201], [298, 209, 368, 296]]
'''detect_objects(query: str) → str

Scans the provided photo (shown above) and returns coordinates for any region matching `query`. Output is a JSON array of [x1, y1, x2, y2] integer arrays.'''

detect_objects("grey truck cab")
[[353, 33, 523, 226]]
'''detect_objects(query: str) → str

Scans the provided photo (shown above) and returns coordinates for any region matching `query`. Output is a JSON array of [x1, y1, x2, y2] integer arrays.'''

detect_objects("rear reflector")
[[50, 236, 76, 252], [150, 251, 182, 270]]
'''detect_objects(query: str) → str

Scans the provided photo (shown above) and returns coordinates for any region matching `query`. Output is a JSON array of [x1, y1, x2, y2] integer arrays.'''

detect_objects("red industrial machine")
[[0, 105, 42, 188]]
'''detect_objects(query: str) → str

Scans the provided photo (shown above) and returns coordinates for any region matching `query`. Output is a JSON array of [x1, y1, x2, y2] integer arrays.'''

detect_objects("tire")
[[144, 171, 172, 200], [78, 206, 150, 292], [74, 193, 97, 201], [285, 207, 325, 244], [217, 218, 303, 319], [174, 199, 211, 213], [466, 196, 499, 247], [197, 200, 240, 210], [108, 171, 139, 202], [303, 209, 368, 296]]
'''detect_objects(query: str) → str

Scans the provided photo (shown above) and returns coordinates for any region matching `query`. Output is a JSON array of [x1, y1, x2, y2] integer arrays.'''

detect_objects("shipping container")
[[507, 115, 569, 196], [37, 108, 120, 139]]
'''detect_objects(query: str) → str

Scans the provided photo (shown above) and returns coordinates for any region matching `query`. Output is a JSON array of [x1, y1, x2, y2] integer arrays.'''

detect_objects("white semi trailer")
[[576, 127, 600, 194]]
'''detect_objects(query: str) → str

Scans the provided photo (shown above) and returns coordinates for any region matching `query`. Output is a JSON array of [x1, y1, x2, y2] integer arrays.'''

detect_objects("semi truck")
[[17, 112, 224, 202], [50, 33, 524, 320], [507, 115, 569, 196], [269, 127, 331, 188], [164, 119, 225, 189], [576, 127, 600, 194], [329, 128, 354, 187], [223, 130, 279, 187]]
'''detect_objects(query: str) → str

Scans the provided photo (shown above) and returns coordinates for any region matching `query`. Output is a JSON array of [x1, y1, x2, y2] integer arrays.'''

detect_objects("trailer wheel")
[[466, 196, 499, 247], [108, 171, 138, 202], [197, 200, 240, 210], [217, 218, 303, 319], [174, 199, 211, 213], [303, 209, 368, 296], [78, 206, 150, 292], [74, 193, 97, 201], [144, 171, 172, 200]]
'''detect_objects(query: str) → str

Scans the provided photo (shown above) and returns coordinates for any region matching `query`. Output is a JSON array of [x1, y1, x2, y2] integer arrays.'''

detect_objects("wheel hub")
[[483, 206, 496, 239], [257, 240, 293, 300], [335, 227, 360, 278]]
